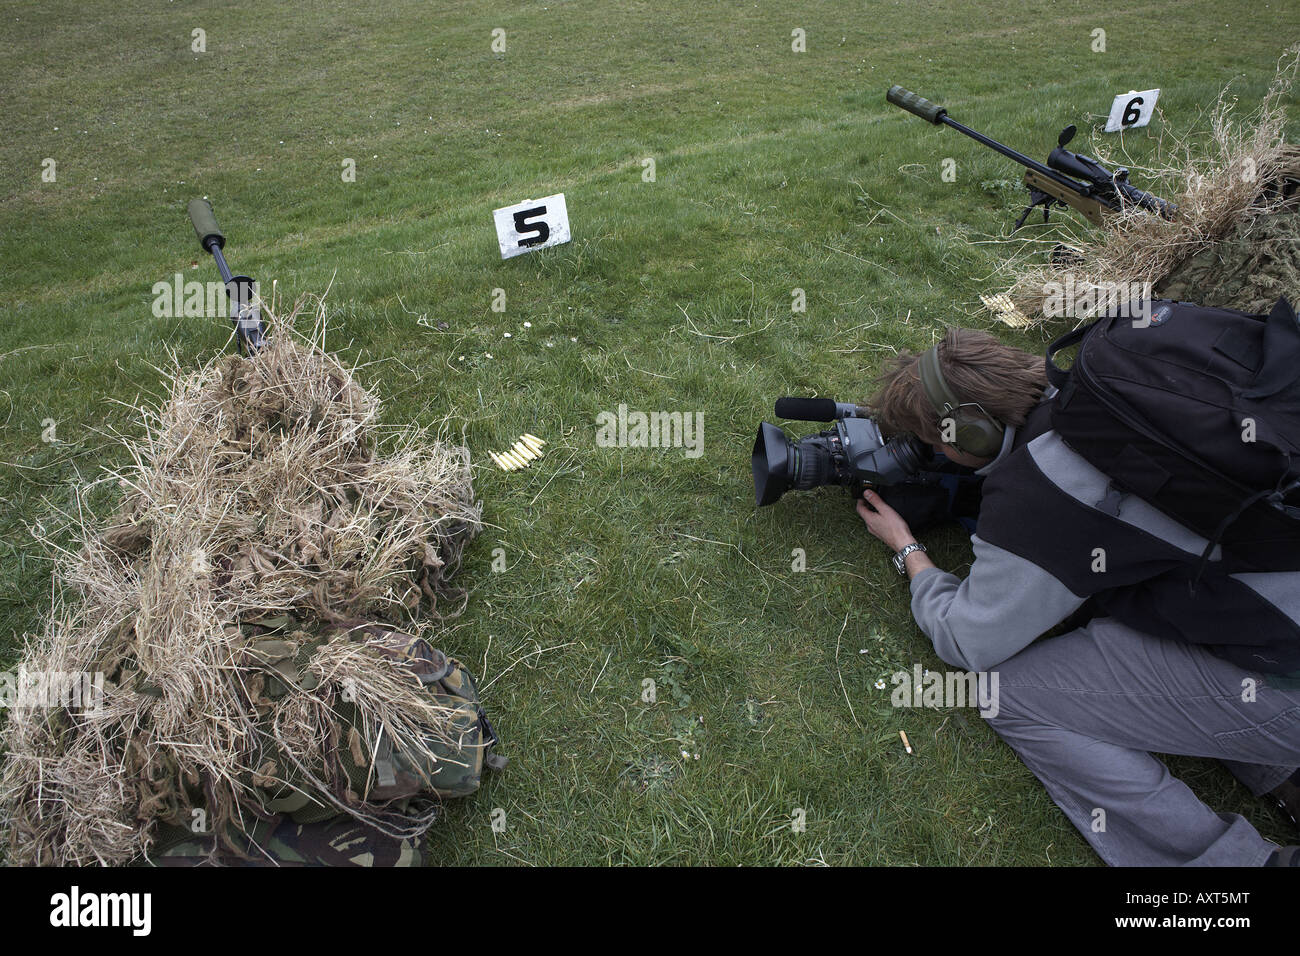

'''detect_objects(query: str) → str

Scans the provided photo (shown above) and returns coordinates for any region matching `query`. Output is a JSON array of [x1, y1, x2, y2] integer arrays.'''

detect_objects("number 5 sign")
[[493, 193, 572, 259], [1104, 89, 1159, 132]]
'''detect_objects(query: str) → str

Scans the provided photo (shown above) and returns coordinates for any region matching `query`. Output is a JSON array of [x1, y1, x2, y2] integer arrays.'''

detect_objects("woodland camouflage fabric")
[[1156, 161, 1299, 313], [235, 616, 491, 815], [151, 813, 425, 867], [1157, 207, 1300, 313], [144, 617, 496, 866]]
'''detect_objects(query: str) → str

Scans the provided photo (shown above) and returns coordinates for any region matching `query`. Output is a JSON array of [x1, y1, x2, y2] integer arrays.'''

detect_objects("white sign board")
[[1104, 89, 1159, 132], [493, 193, 571, 259]]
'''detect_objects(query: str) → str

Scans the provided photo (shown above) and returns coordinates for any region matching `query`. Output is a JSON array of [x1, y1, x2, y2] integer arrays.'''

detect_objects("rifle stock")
[[1023, 169, 1107, 225]]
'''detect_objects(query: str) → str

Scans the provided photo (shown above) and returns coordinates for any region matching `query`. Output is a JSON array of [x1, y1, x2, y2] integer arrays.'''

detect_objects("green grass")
[[1, 0, 1296, 865]]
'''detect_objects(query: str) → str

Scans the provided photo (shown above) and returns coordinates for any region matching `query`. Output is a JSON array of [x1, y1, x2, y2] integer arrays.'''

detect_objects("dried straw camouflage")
[[0, 301, 493, 866]]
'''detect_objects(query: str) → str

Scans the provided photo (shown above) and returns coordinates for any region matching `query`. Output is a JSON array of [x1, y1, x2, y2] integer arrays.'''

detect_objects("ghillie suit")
[[0, 309, 496, 866]]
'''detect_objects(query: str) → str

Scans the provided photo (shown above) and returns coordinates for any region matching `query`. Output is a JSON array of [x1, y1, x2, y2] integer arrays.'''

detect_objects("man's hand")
[[855, 488, 916, 553], [857, 489, 937, 579]]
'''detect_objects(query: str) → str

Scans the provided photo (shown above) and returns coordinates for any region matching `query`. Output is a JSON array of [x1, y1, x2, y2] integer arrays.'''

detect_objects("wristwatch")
[[892, 541, 926, 575]]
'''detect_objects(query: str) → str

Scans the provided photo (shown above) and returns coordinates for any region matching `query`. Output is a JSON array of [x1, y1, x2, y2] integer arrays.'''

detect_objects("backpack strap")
[[477, 709, 508, 771], [1045, 326, 1089, 391], [1190, 471, 1300, 593], [434, 656, 508, 773]]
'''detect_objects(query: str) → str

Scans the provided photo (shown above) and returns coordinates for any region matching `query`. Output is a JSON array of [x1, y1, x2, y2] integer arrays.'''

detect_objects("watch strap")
[[893, 541, 926, 575]]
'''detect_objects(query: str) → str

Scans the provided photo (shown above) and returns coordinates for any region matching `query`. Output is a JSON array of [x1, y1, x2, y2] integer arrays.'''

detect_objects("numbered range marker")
[[1104, 89, 1160, 133], [493, 193, 571, 259]]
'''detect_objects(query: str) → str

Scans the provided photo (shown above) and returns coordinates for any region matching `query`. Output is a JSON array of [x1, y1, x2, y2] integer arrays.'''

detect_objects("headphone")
[[917, 344, 1005, 459]]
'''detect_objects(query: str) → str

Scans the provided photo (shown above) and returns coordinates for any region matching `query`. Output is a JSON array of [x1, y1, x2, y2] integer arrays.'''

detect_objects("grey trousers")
[[982, 616, 1300, 866]]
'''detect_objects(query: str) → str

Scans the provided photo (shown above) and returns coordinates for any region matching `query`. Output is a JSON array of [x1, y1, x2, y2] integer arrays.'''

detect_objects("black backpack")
[[1045, 297, 1300, 580]]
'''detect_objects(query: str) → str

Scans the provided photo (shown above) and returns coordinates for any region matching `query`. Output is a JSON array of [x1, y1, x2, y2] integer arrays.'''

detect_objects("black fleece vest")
[[977, 402, 1300, 676]]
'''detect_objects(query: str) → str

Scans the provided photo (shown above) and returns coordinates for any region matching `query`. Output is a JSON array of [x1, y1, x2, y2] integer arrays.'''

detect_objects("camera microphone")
[[774, 397, 866, 422]]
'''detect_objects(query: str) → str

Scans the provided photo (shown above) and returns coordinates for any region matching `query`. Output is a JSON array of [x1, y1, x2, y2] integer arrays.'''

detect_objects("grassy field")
[[1, 0, 1296, 865]]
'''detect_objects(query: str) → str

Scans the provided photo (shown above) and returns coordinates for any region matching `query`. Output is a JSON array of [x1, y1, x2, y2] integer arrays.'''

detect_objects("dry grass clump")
[[0, 297, 481, 865], [984, 45, 1299, 327]]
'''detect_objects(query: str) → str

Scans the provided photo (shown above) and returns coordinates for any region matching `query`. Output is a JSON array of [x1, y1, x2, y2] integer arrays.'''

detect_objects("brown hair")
[[868, 327, 1048, 445]]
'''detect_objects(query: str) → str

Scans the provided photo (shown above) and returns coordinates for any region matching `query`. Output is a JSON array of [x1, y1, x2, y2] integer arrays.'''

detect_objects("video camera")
[[751, 397, 930, 507]]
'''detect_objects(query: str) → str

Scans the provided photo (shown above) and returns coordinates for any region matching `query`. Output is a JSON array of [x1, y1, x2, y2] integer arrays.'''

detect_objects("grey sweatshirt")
[[907, 406, 1300, 676]]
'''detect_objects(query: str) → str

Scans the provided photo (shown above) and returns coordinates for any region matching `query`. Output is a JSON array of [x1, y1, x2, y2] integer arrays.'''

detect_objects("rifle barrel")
[[185, 198, 266, 356], [937, 115, 1092, 199], [209, 245, 236, 285]]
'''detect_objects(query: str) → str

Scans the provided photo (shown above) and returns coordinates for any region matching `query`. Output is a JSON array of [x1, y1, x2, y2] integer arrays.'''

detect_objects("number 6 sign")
[[493, 193, 572, 259], [1104, 89, 1159, 133]]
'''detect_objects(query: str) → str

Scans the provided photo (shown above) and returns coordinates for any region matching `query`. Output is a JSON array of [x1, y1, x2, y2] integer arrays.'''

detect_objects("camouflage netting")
[[983, 45, 1300, 328], [0, 302, 482, 865]]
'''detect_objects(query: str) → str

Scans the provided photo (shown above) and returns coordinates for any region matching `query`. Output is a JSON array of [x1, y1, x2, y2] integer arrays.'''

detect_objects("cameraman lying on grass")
[[856, 327, 1300, 866]]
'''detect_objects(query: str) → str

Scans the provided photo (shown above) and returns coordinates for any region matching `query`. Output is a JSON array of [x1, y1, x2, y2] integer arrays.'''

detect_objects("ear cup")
[[950, 413, 1004, 458], [918, 345, 1005, 458]]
